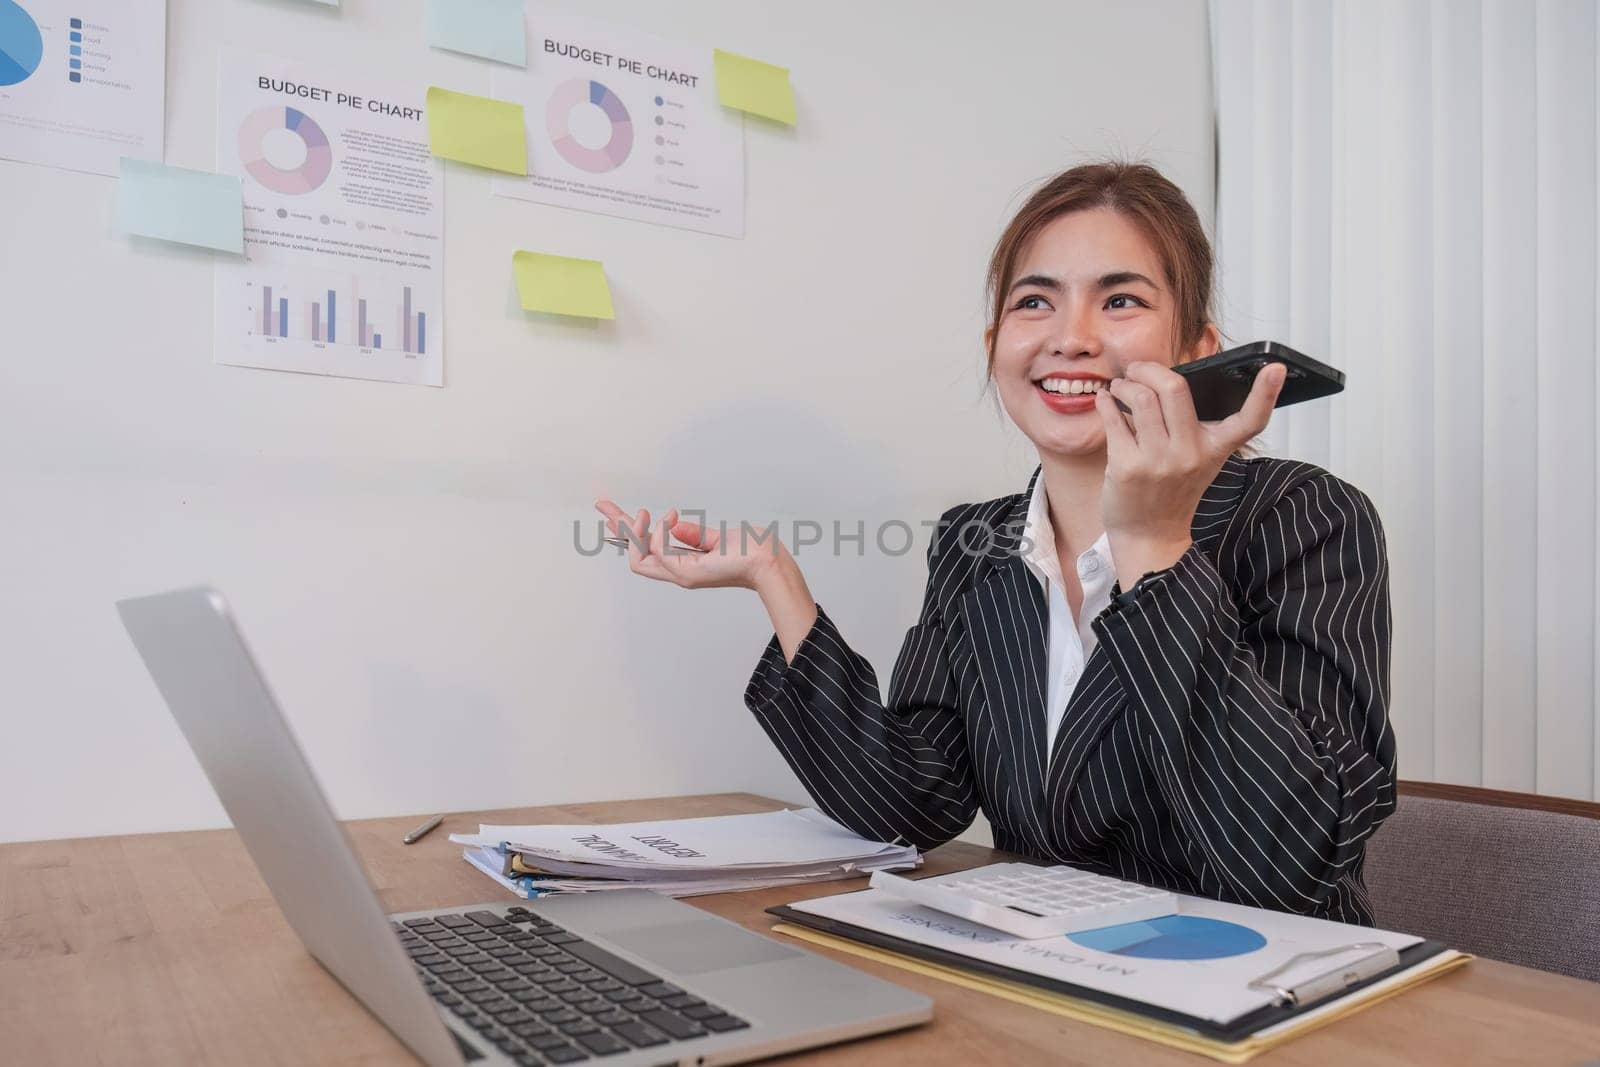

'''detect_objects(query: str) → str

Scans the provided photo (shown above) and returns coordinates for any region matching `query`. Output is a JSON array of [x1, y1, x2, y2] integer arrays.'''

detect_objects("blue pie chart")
[[0, 2, 43, 87], [1068, 915, 1267, 961]]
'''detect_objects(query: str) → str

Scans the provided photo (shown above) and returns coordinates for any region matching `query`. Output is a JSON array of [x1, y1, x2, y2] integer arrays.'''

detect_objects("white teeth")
[[1039, 378, 1102, 395]]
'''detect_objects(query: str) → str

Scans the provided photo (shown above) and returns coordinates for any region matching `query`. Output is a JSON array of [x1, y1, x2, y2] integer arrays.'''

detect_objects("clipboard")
[[766, 902, 1454, 1045]]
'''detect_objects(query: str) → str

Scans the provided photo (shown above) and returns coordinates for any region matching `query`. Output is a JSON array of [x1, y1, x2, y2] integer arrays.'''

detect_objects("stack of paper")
[[448, 807, 920, 899]]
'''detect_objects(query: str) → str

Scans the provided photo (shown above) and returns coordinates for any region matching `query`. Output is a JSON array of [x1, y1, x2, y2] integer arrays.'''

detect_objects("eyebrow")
[[1096, 271, 1160, 291], [1008, 273, 1062, 294], [1008, 270, 1161, 295]]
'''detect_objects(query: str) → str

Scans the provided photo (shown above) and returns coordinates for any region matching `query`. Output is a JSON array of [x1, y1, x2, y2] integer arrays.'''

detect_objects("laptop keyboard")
[[393, 905, 749, 1064]]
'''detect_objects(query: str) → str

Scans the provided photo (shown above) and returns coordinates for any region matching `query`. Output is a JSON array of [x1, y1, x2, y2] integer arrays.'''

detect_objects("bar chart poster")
[[212, 49, 444, 387], [0, 0, 165, 176], [491, 13, 744, 238]]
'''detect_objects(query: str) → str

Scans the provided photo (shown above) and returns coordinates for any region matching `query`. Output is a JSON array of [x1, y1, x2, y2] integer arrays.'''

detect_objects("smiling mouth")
[[1034, 377, 1108, 396]]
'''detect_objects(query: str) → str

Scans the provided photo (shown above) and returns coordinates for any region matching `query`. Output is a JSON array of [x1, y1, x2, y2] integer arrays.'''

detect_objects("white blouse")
[[1017, 475, 1116, 752]]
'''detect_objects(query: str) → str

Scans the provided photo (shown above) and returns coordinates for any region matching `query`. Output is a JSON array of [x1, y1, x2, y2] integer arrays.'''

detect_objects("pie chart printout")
[[0, 1, 43, 86], [546, 76, 633, 174], [238, 104, 334, 194], [1067, 915, 1268, 961], [489, 13, 744, 236]]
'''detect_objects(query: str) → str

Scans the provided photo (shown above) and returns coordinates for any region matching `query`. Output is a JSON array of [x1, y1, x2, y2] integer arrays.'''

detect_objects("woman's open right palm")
[[594, 500, 783, 591]]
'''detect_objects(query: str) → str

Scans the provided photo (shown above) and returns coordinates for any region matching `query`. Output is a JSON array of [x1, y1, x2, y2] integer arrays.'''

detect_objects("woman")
[[597, 162, 1395, 926]]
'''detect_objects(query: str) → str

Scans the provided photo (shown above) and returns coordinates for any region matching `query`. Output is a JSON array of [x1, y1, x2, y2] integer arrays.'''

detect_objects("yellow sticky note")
[[425, 86, 527, 174], [513, 251, 615, 320], [713, 49, 796, 126]]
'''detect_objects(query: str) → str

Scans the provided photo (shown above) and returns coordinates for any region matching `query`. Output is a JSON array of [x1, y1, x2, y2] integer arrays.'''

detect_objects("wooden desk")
[[3, 793, 1598, 1065]]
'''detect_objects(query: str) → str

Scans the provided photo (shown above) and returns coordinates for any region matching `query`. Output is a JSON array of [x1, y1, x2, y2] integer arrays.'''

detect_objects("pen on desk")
[[403, 814, 444, 845]]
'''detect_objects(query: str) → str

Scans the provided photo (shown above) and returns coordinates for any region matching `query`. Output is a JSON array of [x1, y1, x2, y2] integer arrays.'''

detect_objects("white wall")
[[0, 0, 1214, 843]]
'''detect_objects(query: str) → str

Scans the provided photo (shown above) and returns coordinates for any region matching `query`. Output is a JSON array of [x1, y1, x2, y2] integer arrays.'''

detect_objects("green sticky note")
[[425, 0, 526, 67], [513, 251, 615, 320], [425, 86, 528, 174], [713, 48, 796, 126], [115, 158, 244, 254]]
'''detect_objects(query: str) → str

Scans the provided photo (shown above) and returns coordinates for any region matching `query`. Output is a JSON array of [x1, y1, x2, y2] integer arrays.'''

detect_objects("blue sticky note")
[[424, 0, 526, 67], [69, 30, 81, 41], [68, 71, 79, 81], [69, 44, 80, 55], [69, 58, 80, 68], [70, 17, 81, 27], [116, 158, 245, 254]]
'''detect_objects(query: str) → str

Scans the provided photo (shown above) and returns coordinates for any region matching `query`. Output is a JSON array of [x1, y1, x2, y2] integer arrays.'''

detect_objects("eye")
[[1106, 294, 1150, 311], [1013, 293, 1052, 311]]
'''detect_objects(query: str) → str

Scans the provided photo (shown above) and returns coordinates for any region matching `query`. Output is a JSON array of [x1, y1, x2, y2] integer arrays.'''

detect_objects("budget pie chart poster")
[[0, 0, 165, 176], [492, 12, 744, 238], [213, 48, 445, 388]]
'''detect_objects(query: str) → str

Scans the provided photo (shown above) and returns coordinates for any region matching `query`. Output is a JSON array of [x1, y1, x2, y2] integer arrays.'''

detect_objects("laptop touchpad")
[[607, 920, 801, 975]]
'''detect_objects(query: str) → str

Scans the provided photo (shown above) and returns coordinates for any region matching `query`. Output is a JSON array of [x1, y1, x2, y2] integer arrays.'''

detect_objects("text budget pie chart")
[[238, 104, 334, 195], [0, 1, 44, 86], [546, 77, 633, 174]]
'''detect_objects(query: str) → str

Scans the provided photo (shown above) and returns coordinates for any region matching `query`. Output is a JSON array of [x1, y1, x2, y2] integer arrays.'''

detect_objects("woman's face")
[[991, 207, 1216, 460]]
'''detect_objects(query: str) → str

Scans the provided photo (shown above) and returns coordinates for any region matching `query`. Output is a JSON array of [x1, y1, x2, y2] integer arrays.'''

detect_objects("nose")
[[1045, 296, 1103, 361]]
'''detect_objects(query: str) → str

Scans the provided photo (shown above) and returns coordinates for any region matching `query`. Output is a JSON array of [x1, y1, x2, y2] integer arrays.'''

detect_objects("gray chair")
[[1363, 783, 1600, 982]]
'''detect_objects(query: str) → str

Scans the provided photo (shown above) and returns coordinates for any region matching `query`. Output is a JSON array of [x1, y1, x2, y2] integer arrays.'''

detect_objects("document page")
[[789, 882, 1424, 1025], [212, 48, 444, 386]]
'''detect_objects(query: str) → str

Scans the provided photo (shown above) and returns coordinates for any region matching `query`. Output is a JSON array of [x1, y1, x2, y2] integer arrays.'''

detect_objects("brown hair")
[[984, 161, 1216, 375]]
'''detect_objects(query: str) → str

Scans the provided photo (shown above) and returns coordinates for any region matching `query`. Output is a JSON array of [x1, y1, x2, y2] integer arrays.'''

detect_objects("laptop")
[[116, 587, 932, 1066]]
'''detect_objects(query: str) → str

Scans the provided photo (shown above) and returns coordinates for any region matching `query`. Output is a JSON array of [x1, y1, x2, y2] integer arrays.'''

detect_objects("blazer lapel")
[[1043, 452, 1254, 801], [1044, 652, 1122, 801], [957, 471, 1053, 841]]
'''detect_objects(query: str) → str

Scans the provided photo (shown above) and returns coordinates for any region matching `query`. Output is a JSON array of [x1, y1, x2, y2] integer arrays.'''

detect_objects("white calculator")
[[869, 862, 1179, 940]]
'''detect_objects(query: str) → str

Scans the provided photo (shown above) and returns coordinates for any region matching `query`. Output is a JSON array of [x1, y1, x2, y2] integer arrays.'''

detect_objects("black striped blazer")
[[744, 455, 1396, 925]]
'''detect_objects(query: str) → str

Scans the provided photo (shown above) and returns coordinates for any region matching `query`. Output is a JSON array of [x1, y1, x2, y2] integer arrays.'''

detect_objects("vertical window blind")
[[1210, 0, 1597, 800]]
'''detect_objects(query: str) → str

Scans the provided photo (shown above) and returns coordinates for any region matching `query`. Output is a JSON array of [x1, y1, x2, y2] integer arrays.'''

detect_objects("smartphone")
[[1173, 340, 1344, 421]]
